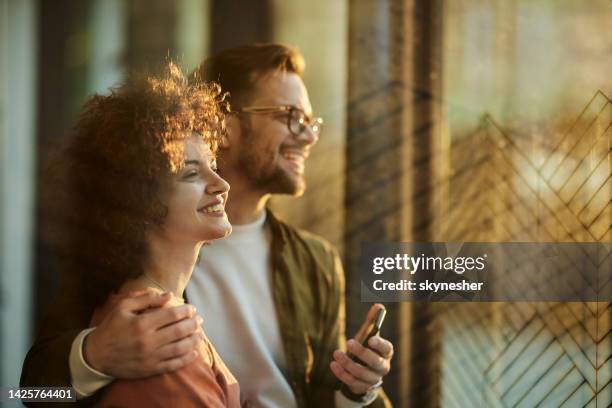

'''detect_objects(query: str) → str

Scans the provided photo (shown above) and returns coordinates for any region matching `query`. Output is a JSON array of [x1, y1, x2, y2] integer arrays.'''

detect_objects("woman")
[[44, 63, 240, 407]]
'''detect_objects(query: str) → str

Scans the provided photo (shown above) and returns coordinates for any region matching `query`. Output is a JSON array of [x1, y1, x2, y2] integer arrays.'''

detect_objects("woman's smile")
[[199, 198, 226, 217]]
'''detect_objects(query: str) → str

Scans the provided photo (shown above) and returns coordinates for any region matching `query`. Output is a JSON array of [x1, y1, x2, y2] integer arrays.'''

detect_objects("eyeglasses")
[[233, 105, 323, 138]]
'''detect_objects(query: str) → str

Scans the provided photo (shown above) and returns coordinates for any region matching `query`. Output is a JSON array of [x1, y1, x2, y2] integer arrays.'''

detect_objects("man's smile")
[[280, 148, 308, 174]]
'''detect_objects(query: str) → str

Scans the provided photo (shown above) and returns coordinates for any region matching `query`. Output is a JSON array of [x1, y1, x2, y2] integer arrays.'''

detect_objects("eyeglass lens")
[[289, 109, 321, 136]]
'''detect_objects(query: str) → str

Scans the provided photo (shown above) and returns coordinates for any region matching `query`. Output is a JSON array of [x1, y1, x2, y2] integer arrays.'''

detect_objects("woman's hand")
[[84, 289, 204, 378]]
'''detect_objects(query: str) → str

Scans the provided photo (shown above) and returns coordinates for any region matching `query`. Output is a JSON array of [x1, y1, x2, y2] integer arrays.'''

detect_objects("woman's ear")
[[221, 116, 240, 149]]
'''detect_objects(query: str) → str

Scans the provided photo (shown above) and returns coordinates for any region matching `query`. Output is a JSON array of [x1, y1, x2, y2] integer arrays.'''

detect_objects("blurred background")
[[1, 0, 611, 406]]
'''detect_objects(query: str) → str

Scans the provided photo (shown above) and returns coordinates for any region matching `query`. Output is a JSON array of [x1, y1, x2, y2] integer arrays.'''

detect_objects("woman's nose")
[[205, 171, 230, 196]]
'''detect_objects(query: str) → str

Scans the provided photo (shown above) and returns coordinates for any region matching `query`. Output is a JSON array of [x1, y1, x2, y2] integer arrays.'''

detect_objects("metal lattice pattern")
[[434, 91, 612, 407]]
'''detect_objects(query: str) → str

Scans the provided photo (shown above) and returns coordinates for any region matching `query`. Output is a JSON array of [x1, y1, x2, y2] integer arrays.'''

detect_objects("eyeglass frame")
[[232, 105, 323, 138]]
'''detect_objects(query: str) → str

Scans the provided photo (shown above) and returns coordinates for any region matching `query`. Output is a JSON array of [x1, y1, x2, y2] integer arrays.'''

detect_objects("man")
[[188, 44, 393, 407], [21, 44, 393, 407]]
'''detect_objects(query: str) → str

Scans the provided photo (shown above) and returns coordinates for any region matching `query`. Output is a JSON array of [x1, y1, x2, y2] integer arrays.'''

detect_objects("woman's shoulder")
[[90, 299, 240, 407], [204, 334, 239, 388], [95, 342, 239, 407]]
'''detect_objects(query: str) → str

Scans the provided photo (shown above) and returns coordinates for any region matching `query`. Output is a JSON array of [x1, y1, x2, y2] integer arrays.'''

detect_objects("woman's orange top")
[[90, 293, 241, 408]]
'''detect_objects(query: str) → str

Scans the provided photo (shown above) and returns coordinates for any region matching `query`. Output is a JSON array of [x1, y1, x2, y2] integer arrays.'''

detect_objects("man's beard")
[[238, 127, 306, 196], [239, 148, 305, 196]]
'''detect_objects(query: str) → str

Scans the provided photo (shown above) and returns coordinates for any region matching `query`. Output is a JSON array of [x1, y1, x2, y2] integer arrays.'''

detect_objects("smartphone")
[[358, 307, 387, 345], [349, 307, 387, 365]]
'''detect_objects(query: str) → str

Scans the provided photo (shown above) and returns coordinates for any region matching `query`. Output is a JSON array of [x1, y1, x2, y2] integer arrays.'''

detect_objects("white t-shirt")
[[186, 211, 298, 407]]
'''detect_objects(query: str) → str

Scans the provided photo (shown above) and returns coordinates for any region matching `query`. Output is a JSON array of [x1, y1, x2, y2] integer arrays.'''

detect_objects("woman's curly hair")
[[43, 62, 228, 308]]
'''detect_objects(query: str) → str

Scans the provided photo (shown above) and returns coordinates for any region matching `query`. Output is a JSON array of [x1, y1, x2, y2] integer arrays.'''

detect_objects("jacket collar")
[[265, 207, 289, 250]]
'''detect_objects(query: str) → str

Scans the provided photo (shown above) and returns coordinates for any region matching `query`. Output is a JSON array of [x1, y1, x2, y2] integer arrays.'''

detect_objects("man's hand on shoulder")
[[330, 304, 394, 397], [84, 289, 204, 378]]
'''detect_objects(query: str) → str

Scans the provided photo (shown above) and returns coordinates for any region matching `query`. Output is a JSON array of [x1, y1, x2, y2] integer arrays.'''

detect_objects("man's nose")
[[295, 125, 318, 147]]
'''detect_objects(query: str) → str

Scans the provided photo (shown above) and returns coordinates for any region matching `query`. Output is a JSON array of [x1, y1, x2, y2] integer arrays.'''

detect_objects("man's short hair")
[[195, 43, 305, 107]]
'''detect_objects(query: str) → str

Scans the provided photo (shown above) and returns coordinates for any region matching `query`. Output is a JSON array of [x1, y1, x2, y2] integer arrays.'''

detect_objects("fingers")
[[120, 290, 172, 313], [346, 339, 390, 376], [144, 304, 197, 329], [367, 336, 394, 360], [123, 289, 151, 297], [332, 350, 381, 384], [151, 350, 199, 375], [153, 314, 203, 346], [156, 332, 203, 360], [331, 334, 393, 395], [330, 361, 373, 395]]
